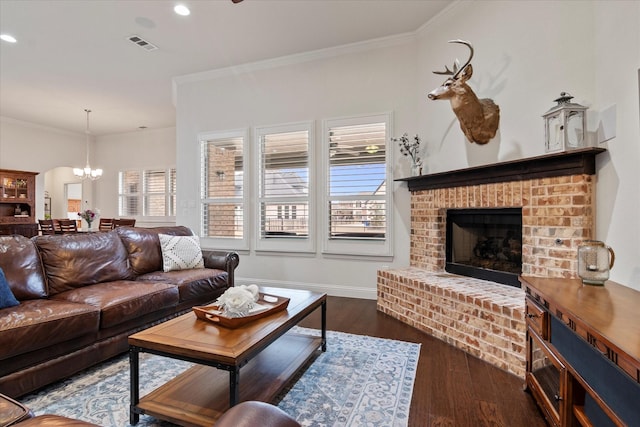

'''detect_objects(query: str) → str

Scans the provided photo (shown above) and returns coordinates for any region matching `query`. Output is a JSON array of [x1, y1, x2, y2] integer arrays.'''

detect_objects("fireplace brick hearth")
[[378, 268, 526, 377], [378, 148, 604, 378]]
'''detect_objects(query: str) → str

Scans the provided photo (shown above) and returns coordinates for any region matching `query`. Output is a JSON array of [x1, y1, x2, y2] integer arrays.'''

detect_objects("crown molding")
[[172, 31, 416, 88], [171, 2, 463, 105], [415, 0, 464, 35], [0, 115, 81, 137]]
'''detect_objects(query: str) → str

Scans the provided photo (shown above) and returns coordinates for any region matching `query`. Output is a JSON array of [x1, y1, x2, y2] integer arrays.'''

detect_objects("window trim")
[[253, 121, 316, 253], [118, 167, 177, 221], [198, 128, 251, 251], [321, 113, 394, 257]]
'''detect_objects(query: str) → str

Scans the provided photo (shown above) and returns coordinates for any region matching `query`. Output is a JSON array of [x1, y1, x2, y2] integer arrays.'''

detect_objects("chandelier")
[[73, 109, 103, 180]]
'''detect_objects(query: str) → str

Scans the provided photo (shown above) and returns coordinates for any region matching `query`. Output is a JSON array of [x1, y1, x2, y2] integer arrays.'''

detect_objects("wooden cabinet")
[[526, 297, 568, 426], [0, 169, 38, 237], [522, 276, 640, 427], [0, 222, 39, 237]]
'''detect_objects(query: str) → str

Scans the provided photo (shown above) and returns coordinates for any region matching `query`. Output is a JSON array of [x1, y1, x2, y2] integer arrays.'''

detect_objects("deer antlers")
[[433, 39, 474, 79]]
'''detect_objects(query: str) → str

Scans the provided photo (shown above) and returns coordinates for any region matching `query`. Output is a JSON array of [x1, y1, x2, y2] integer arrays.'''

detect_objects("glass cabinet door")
[[527, 329, 566, 426], [1, 176, 30, 200]]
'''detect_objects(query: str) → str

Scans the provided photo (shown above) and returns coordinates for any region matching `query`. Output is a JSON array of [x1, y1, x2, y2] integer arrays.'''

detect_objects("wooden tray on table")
[[192, 293, 290, 328]]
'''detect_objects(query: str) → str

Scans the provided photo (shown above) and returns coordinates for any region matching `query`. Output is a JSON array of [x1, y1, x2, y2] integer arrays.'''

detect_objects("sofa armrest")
[[202, 250, 240, 287]]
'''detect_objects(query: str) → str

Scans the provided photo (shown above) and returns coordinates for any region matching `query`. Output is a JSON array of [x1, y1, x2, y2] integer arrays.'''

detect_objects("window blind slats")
[[203, 203, 243, 238], [259, 129, 310, 238], [328, 122, 386, 240], [260, 202, 308, 238], [118, 169, 175, 217], [202, 135, 244, 239], [144, 170, 167, 216]]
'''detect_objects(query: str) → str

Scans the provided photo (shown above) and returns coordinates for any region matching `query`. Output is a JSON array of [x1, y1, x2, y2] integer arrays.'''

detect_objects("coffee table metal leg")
[[130, 347, 140, 425], [321, 299, 327, 351], [230, 367, 240, 406]]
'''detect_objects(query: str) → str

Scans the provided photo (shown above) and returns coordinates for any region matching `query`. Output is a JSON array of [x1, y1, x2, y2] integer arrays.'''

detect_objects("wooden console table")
[[521, 276, 640, 427]]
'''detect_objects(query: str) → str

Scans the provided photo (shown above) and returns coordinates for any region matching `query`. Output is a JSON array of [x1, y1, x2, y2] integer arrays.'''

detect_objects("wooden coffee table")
[[128, 286, 326, 426]]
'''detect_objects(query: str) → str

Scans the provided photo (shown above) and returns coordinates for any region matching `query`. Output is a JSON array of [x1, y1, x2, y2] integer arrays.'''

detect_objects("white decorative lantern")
[[543, 92, 588, 153]]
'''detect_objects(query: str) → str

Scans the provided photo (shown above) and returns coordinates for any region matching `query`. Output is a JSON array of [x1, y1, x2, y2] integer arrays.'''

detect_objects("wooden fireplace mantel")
[[396, 147, 606, 192]]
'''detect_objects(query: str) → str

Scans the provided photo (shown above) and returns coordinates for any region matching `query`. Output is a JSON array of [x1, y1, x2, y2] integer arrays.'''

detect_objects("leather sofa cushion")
[[0, 235, 47, 300], [116, 226, 193, 276], [35, 231, 131, 295], [137, 268, 228, 303], [0, 299, 99, 360], [51, 280, 179, 329]]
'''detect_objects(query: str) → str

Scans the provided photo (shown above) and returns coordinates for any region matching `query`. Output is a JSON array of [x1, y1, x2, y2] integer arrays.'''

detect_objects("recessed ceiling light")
[[174, 5, 190, 16], [0, 34, 17, 43]]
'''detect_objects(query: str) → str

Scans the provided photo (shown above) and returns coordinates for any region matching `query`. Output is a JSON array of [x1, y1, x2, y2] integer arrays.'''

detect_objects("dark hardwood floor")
[[297, 296, 548, 427]]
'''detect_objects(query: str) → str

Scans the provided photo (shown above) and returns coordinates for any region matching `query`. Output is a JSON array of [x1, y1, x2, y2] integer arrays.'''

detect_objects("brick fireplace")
[[377, 148, 604, 378]]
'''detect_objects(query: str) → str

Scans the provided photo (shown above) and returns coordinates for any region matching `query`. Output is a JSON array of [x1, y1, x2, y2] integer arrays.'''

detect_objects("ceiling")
[[0, 0, 452, 136]]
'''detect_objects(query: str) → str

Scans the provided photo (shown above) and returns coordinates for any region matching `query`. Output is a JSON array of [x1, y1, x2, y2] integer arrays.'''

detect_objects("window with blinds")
[[257, 126, 310, 241], [144, 170, 168, 216], [326, 119, 388, 242], [119, 170, 140, 216], [118, 168, 176, 217], [169, 168, 176, 218], [201, 134, 245, 240], [197, 118, 389, 255]]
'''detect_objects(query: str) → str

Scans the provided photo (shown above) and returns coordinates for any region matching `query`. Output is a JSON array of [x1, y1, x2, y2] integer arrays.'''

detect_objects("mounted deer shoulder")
[[428, 40, 500, 145]]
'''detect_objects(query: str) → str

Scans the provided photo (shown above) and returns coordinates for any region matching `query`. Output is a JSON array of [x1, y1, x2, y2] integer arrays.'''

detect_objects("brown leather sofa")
[[0, 226, 239, 398]]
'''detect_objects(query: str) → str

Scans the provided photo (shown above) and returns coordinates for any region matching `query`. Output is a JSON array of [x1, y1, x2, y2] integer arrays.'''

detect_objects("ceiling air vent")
[[127, 35, 158, 51]]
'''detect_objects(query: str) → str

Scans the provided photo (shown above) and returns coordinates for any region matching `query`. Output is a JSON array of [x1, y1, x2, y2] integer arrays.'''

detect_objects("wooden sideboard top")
[[520, 276, 640, 381]]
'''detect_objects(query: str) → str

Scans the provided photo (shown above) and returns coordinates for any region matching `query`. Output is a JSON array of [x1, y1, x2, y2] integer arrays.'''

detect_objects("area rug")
[[22, 328, 420, 427]]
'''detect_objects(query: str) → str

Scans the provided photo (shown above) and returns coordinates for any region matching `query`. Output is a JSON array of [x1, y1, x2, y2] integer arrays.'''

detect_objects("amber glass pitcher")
[[577, 240, 615, 286]]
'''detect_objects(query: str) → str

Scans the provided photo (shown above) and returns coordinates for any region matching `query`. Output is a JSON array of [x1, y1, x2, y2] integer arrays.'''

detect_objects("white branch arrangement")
[[392, 132, 422, 168]]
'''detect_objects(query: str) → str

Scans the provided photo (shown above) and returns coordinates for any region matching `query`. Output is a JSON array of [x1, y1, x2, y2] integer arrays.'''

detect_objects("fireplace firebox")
[[446, 208, 522, 287]]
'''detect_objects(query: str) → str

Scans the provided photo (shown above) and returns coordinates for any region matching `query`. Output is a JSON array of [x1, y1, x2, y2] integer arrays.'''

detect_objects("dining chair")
[[99, 218, 114, 231], [57, 219, 78, 233], [113, 218, 136, 228], [38, 219, 56, 235]]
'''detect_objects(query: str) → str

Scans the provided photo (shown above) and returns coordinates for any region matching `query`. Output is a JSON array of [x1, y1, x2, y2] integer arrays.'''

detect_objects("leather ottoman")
[[0, 394, 97, 427]]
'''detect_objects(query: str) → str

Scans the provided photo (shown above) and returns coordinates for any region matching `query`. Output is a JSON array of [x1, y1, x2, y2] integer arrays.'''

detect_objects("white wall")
[[0, 117, 93, 219], [416, 1, 595, 168], [0, 117, 86, 172], [0, 118, 176, 226], [414, 0, 639, 289], [175, 0, 639, 292], [93, 127, 176, 226], [175, 37, 419, 298], [591, 1, 640, 289]]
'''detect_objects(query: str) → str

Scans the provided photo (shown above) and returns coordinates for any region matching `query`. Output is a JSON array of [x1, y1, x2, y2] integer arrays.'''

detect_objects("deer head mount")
[[428, 40, 500, 145]]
